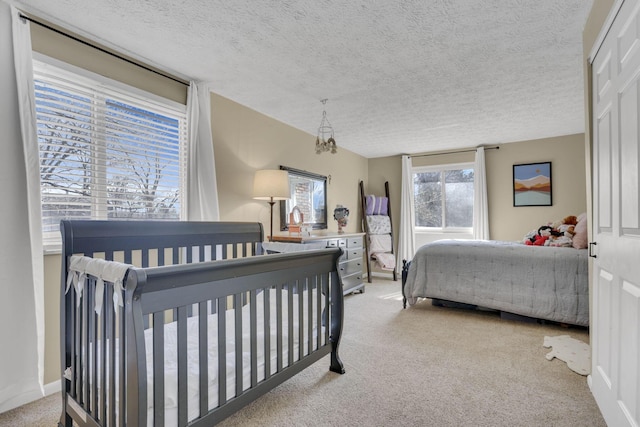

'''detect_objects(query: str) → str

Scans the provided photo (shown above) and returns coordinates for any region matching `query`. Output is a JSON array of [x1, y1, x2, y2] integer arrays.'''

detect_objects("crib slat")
[[298, 280, 304, 361], [173, 246, 179, 265], [70, 287, 77, 398], [324, 275, 330, 343], [316, 275, 322, 349], [234, 293, 243, 397], [217, 297, 227, 406], [198, 301, 208, 417], [263, 288, 271, 379], [177, 306, 188, 426], [250, 290, 257, 387], [118, 304, 125, 427], [153, 312, 165, 426], [107, 296, 116, 427], [307, 277, 314, 354], [98, 287, 106, 423], [276, 285, 283, 373], [288, 283, 294, 367], [88, 277, 96, 416], [142, 248, 149, 267], [80, 281, 90, 406]]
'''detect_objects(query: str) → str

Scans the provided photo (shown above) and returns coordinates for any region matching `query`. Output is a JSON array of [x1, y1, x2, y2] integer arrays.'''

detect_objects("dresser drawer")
[[341, 272, 363, 292], [346, 236, 363, 248], [325, 238, 347, 248], [345, 247, 363, 260], [339, 258, 362, 276]]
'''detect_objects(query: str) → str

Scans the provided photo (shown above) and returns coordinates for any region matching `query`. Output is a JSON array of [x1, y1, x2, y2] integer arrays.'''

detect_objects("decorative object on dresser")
[[359, 180, 397, 282], [288, 206, 304, 235], [333, 204, 349, 234], [269, 232, 365, 295], [253, 169, 290, 241]]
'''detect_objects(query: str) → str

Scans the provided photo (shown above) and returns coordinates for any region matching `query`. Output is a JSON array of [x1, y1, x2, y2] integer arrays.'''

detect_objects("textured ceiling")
[[16, 0, 593, 158]]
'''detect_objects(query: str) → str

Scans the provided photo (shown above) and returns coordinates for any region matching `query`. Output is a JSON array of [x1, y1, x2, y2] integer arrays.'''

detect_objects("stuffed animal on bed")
[[523, 215, 579, 247], [547, 224, 574, 247], [551, 215, 578, 229], [525, 226, 553, 245]]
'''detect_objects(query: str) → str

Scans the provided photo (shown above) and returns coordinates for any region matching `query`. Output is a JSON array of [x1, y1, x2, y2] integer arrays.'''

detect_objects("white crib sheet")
[[142, 287, 324, 426]]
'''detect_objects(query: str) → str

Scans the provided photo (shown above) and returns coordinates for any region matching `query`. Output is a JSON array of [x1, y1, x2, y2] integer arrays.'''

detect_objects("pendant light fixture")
[[315, 99, 337, 154]]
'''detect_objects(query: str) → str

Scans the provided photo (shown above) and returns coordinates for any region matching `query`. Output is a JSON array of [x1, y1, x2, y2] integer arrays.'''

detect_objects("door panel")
[[591, 1, 640, 426]]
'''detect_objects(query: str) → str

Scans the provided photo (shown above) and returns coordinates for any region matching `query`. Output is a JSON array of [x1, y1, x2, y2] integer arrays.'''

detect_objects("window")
[[413, 163, 474, 229], [33, 60, 188, 246]]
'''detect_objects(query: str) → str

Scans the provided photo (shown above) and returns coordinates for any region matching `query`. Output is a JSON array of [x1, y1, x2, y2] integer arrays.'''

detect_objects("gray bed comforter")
[[403, 239, 589, 326]]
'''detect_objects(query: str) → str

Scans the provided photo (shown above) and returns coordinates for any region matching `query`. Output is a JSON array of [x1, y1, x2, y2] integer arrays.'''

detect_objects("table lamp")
[[253, 169, 290, 241]]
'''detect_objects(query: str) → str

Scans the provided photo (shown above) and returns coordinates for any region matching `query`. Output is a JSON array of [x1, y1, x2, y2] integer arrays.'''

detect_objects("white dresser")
[[269, 233, 365, 294]]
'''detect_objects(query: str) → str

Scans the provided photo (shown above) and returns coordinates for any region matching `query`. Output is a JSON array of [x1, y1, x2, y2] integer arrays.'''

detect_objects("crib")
[[58, 220, 345, 427]]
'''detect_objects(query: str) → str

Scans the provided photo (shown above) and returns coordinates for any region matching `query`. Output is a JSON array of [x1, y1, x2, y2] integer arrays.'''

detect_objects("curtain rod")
[[409, 145, 499, 158], [19, 13, 189, 87]]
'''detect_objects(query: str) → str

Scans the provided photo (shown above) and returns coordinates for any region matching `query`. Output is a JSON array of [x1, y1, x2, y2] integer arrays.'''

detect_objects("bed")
[[401, 239, 589, 326], [58, 220, 345, 427]]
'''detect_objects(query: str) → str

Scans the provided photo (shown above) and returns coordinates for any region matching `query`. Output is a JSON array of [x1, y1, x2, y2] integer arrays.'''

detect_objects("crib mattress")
[[88, 288, 324, 426]]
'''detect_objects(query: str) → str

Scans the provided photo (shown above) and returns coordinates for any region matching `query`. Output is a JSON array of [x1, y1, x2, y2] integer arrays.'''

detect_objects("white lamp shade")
[[253, 170, 290, 200]]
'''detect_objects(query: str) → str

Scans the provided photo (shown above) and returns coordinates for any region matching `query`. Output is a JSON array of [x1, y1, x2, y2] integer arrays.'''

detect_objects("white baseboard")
[[369, 271, 397, 279], [44, 380, 61, 396], [0, 380, 60, 414]]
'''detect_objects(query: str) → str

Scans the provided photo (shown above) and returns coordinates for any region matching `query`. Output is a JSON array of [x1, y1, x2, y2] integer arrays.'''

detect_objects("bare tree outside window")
[[33, 63, 186, 240], [413, 171, 442, 227], [413, 167, 474, 229]]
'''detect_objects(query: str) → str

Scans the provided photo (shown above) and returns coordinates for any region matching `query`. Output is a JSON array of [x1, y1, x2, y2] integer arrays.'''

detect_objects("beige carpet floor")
[[0, 278, 606, 427]]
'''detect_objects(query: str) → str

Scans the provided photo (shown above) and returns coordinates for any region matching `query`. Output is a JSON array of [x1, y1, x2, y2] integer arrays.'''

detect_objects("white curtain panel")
[[0, 4, 45, 412], [473, 147, 490, 240], [397, 155, 416, 272], [187, 82, 220, 221]]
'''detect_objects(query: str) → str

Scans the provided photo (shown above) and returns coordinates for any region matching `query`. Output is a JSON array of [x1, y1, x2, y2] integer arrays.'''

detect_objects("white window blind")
[[33, 60, 188, 245]]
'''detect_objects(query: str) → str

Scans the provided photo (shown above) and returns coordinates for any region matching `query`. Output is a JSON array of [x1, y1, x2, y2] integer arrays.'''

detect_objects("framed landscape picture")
[[513, 162, 552, 207]]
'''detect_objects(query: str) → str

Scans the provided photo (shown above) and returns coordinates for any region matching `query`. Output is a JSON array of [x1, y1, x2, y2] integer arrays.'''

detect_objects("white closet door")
[[591, 1, 640, 425]]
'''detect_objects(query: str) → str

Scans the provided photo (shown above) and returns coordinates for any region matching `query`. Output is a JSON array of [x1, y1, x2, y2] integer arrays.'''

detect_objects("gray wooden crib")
[[58, 220, 345, 427]]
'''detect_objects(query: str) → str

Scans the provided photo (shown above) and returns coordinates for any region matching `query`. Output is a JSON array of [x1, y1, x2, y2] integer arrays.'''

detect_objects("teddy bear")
[[562, 215, 578, 226], [550, 215, 578, 230], [547, 221, 577, 247], [557, 223, 575, 236]]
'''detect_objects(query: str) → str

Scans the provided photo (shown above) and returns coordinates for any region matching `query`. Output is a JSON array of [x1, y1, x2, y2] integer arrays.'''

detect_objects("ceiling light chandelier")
[[315, 99, 337, 154]]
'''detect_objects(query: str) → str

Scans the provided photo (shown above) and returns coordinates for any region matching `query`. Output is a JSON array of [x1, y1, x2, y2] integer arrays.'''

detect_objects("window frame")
[[33, 54, 188, 252], [412, 161, 475, 233]]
